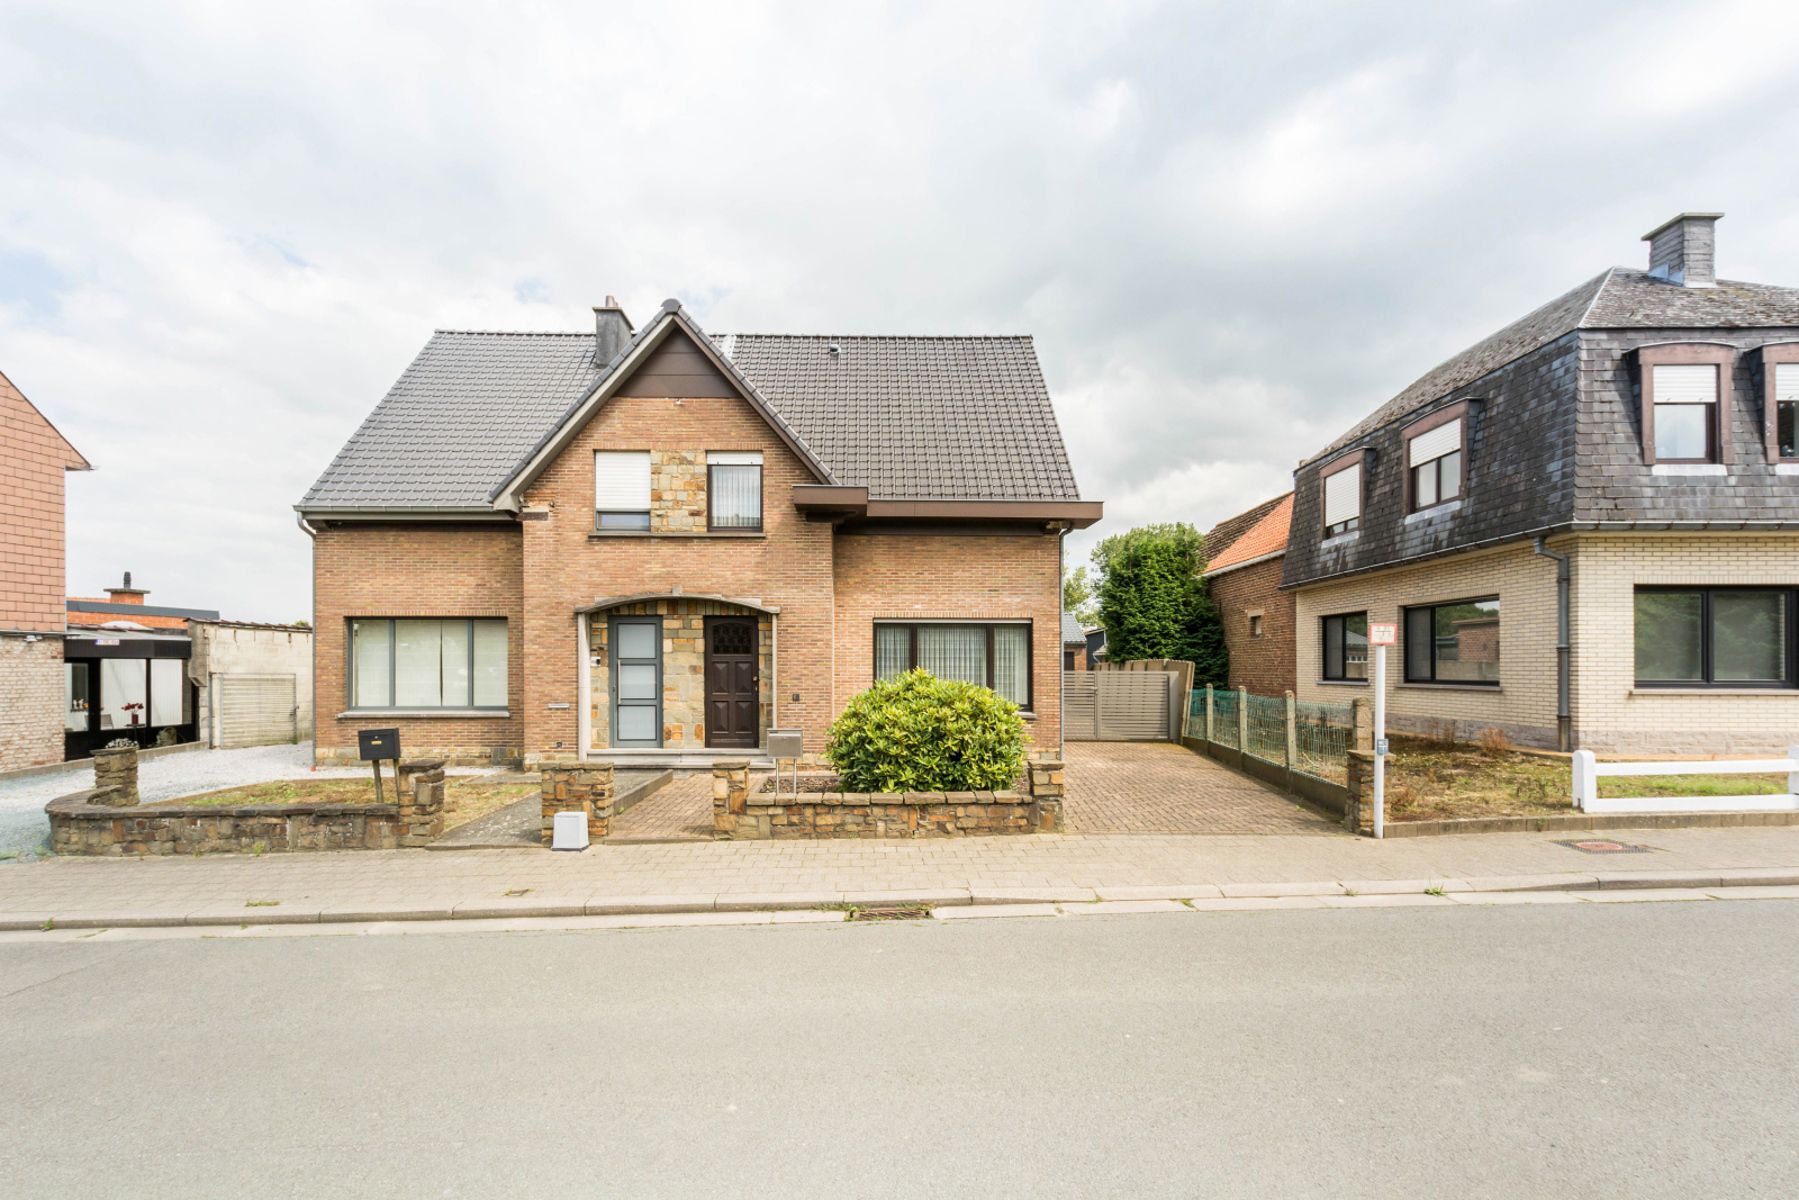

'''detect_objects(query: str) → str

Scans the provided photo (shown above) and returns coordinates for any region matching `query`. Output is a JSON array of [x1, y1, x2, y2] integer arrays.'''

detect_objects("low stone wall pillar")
[[539, 760, 616, 845], [396, 758, 447, 847], [1026, 756, 1066, 833], [90, 745, 140, 807], [712, 760, 751, 838], [1345, 749, 1374, 834]]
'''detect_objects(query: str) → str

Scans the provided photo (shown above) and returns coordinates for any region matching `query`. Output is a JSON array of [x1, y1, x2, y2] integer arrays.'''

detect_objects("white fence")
[[1572, 748, 1799, 814]]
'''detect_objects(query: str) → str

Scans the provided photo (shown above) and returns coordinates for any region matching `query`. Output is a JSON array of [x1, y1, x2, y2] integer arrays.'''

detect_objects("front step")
[[587, 750, 776, 771]]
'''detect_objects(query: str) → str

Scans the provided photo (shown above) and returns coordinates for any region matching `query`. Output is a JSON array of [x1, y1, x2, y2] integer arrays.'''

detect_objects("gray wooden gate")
[[1063, 671, 1175, 741], [215, 674, 298, 748]]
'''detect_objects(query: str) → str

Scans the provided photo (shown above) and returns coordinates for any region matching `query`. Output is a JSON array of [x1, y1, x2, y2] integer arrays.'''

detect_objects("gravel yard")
[[0, 743, 499, 861]]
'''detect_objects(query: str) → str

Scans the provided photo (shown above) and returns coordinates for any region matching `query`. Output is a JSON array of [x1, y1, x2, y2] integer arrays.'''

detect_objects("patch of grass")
[[244, 899, 280, 908], [1384, 737, 1786, 822]]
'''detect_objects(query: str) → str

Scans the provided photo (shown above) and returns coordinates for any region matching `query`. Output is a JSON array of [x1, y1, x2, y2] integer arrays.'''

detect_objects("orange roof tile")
[[1205, 493, 1291, 575]]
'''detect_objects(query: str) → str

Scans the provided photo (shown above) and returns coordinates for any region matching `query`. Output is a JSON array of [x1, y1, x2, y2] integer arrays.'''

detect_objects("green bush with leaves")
[[824, 669, 1028, 792]]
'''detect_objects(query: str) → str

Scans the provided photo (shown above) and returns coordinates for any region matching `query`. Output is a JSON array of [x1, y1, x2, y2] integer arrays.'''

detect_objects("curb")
[[5, 867, 1799, 933]]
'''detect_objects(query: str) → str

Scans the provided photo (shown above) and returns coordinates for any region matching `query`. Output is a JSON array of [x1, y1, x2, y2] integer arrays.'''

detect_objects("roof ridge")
[[1574, 265, 1621, 329], [433, 329, 594, 337], [725, 332, 1036, 342]]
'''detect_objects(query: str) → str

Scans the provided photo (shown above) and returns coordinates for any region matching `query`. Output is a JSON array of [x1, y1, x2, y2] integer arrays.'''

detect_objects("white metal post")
[[1573, 749, 1596, 812], [1372, 643, 1386, 839]]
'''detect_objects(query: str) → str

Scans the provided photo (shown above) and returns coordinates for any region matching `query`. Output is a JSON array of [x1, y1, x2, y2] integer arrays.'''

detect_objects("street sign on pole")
[[1371, 643, 1387, 839], [1369, 622, 1397, 647]]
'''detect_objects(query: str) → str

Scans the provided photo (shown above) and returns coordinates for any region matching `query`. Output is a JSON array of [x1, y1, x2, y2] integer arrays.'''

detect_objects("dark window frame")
[[1403, 402, 1469, 514], [345, 617, 510, 711], [1320, 611, 1369, 683], [1760, 343, 1799, 464], [1402, 597, 1501, 687], [1319, 449, 1366, 538], [873, 621, 1034, 711], [706, 460, 764, 531], [1637, 344, 1736, 467], [1633, 586, 1797, 689]]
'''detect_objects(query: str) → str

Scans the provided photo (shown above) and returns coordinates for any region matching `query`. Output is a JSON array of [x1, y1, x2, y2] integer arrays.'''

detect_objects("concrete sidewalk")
[[3, 825, 1799, 929]]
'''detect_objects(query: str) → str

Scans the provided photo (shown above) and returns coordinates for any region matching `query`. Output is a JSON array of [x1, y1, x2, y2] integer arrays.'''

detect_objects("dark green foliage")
[[824, 669, 1027, 792], [1091, 523, 1229, 685]]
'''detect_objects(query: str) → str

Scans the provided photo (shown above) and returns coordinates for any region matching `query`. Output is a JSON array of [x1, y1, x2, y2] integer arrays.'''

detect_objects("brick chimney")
[[1643, 212, 1722, 288], [104, 571, 148, 605], [593, 296, 634, 365]]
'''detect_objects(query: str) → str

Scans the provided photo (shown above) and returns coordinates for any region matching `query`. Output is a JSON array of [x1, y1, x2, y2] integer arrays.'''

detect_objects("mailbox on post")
[[767, 728, 803, 797], [358, 728, 401, 804]]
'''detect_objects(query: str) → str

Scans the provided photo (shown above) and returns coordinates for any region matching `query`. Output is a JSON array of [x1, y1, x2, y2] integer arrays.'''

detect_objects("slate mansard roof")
[[1307, 267, 1799, 466], [301, 307, 1081, 513]]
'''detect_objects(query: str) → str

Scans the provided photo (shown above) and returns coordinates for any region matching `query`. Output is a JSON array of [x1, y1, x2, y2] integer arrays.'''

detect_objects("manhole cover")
[[846, 905, 931, 921], [1553, 838, 1652, 855]]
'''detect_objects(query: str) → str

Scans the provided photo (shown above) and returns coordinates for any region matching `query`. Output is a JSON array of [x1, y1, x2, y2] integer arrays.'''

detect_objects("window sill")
[[1404, 499, 1463, 524], [1776, 463, 1799, 476], [1394, 682, 1501, 693], [336, 709, 512, 720], [1628, 688, 1797, 697], [1651, 463, 1727, 476], [1320, 530, 1361, 549], [588, 530, 765, 540], [1316, 679, 1369, 687]]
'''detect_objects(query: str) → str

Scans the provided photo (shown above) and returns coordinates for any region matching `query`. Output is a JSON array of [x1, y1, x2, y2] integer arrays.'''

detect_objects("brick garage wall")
[[1568, 532, 1799, 754], [0, 636, 63, 770], [519, 386, 836, 759], [1294, 539, 1561, 747], [1206, 555, 1295, 695], [311, 524, 524, 765], [833, 531, 1064, 750]]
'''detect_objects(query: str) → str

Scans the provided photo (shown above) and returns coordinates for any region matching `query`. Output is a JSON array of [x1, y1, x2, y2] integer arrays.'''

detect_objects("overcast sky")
[[5, 0, 1799, 621]]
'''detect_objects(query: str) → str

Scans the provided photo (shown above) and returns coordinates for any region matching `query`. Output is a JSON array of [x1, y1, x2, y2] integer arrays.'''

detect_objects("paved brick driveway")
[[1063, 742, 1340, 835], [606, 774, 715, 842]]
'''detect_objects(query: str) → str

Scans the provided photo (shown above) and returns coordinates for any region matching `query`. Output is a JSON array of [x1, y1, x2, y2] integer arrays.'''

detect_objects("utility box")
[[551, 810, 590, 851], [767, 728, 803, 761]]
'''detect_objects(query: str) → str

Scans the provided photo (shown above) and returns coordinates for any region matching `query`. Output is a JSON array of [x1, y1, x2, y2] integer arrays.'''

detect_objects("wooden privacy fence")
[[1063, 670, 1178, 741]]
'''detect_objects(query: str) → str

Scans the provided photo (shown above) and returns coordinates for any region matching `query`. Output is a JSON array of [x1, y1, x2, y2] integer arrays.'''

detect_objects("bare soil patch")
[[151, 777, 538, 829]]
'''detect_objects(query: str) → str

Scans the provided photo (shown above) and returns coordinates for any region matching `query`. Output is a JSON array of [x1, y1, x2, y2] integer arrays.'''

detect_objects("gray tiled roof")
[[1307, 267, 1799, 464], [1062, 612, 1085, 645], [302, 323, 1079, 510]]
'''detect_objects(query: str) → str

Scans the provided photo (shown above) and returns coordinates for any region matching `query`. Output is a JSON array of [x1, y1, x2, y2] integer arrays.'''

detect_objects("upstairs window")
[[595, 451, 651, 530], [707, 451, 763, 530], [1776, 363, 1799, 460], [1651, 364, 1719, 463], [1321, 457, 1362, 538], [1406, 411, 1464, 512]]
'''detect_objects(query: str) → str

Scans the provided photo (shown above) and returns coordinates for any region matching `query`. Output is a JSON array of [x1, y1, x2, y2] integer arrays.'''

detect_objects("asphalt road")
[[3, 902, 1796, 1198]]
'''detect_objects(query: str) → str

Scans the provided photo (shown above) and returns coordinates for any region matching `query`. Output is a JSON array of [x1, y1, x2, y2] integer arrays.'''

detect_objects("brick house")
[[1285, 213, 1799, 753], [1203, 493, 1295, 695], [299, 299, 1099, 766], [0, 368, 90, 771]]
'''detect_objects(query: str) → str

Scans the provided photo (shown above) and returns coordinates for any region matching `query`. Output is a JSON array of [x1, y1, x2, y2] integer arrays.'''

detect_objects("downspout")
[[1057, 527, 1067, 761], [1533, 536, 1571, 752], [297, 512, 318, 756]]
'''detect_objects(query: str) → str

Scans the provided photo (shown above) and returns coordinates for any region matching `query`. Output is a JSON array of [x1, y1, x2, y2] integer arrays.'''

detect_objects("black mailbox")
[[358, 728, 401, 762]]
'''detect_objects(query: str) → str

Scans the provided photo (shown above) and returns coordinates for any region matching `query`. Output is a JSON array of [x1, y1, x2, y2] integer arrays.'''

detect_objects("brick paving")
[[1063, 742, 1338, 835], [606, 774, 716, 843]]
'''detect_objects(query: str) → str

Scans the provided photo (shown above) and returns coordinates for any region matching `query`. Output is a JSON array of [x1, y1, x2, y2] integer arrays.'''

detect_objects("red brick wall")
[[1206, 556, 1296, 696], [519, 387, 838, 758], [0, 370, 82, 632], [833, 531, 1064, 749], [311, 524, 525, 764]]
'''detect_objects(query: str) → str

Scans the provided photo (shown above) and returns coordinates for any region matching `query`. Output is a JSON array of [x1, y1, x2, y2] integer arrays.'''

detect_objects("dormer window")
[[1637, 344, 1735, 467], [1320, 452, 1364, 538], [1403, 403, 1467, 513], [1761, 345, 1799, 463]]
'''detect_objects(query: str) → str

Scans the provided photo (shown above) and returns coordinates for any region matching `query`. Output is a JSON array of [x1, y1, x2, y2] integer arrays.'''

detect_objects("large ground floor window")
[[874, 621, 1032, 709], [1634, 587, 1793, 687], [350, 618, 508, 709], [1404, 597, 1500, 686], [1321, 611, 1368, 681]]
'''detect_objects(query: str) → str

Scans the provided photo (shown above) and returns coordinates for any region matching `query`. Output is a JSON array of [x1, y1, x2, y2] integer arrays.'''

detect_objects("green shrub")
[[825, 669, 1028, 792]]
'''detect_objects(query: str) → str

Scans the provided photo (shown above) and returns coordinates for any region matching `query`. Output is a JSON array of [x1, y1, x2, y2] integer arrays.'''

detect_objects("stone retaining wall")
[[712, 757, 1064, 839], [540, 760, 615, 844], [46, 747, 446, 856]]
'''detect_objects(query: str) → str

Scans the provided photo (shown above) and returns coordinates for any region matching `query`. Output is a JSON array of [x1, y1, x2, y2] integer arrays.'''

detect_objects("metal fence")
[[1208, 688, 1240, 750], [1293, 699, 1352, 785], [1187, 686, 1354, 787]]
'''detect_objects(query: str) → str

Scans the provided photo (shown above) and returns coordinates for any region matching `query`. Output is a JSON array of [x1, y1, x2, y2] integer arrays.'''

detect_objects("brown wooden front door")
[[704, 617, 759, 749]]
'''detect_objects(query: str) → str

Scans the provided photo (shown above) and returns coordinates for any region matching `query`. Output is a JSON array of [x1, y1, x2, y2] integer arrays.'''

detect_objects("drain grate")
[[845, 905, 932, 922], [1554, 838, 1653, 855]]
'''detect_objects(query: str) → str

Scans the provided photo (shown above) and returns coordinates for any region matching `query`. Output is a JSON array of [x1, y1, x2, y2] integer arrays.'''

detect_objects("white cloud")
[[2, 0, 1799, 619]]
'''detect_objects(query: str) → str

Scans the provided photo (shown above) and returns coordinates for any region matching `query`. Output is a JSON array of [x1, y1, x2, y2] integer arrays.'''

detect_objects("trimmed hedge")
[[824, 669, 1027, 793]]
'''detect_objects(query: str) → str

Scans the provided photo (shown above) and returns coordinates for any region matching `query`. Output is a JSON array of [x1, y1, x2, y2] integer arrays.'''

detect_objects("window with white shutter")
[[1776, 363, 1799, 460], [1652, 364, 1718, 463], [595, 451, 651, 530], [1322, 461, 1361, 537], [1406, 415, 1464, 512]]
